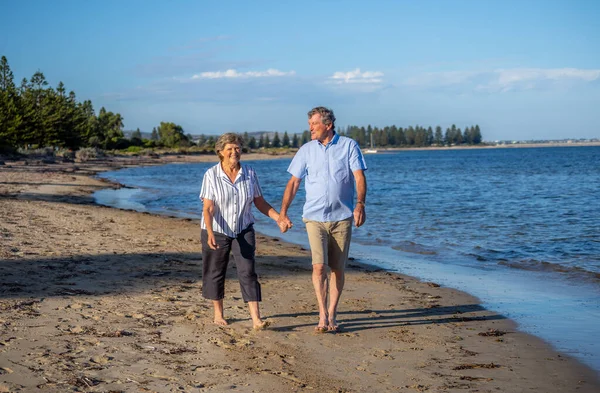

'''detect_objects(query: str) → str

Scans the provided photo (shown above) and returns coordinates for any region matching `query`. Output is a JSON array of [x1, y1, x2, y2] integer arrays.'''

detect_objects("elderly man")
[[278, 106, 367, 332]]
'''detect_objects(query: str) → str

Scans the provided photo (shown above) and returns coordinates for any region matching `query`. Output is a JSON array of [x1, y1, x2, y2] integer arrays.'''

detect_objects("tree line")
[[340, 124, 482, 148], [235, 123, 483, 150], [0, 56, 193, 152], [2, 55, 483, 153]]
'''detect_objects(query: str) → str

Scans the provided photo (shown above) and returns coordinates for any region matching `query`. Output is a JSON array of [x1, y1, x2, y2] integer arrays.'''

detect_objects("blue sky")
[[1, 0, 599, 141]]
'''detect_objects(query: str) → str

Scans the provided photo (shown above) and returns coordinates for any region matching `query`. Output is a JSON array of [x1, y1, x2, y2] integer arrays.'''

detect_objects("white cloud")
[[485, 68, 600, 92], [192, 68, 296, 79], [329, 68, 384, 84], [400, 67, 600, 93]]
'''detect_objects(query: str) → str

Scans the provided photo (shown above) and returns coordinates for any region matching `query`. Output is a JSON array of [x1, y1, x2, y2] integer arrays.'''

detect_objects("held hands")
[[276, 215, 293, 233]]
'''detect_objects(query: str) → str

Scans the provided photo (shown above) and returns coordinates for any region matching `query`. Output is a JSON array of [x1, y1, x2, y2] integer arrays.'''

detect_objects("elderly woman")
[[199, 133, 280, 329]]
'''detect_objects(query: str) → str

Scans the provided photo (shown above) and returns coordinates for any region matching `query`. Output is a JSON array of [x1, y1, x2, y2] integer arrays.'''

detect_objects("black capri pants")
[[201, 225, 261, 302]]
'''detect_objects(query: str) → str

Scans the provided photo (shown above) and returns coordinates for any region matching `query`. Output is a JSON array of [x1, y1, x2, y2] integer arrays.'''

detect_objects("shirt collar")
[[217, 163, 245, 183], [318, 131, 339, 147]]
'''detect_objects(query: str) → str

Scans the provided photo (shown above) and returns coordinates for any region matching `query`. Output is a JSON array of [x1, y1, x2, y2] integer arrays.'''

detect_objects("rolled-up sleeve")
[[199, 172, 214, 201], [252, 170, 263, 198], [287, 147, 307, 179], [349, 140, 368, 172]]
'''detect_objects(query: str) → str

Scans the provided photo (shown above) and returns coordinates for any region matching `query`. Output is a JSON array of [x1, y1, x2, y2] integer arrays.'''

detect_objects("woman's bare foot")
[[248, 301, 269, 330], [213, 300, 227, 326]]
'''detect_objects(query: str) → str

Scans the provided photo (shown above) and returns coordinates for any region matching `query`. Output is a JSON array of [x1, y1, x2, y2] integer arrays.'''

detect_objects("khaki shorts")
[[303, 217, 353, 270]]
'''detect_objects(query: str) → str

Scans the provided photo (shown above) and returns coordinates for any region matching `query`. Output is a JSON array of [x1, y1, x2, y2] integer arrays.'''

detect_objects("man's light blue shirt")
[[287, 133, 367, 222]]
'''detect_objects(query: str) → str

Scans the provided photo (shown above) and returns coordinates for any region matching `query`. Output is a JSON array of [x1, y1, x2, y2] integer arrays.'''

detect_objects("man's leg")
[[312, 263, 329, 330], [327, 266, 345, 330], [304, 219, 329, 331], [326, 218, 353, 331]]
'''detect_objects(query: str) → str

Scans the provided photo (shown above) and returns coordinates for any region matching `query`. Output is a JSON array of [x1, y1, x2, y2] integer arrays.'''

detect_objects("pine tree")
[[301, 130, 310, 145], [472, 125, 482, 144], [0, 56, 21, 148], [282, 131, 290, 147], [272, 132, 281, 148]]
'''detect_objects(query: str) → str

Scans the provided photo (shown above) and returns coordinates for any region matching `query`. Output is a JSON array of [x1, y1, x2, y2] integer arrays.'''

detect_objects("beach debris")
[[459, 347, 478, 356], [68, 375, 103, 388], [406, 383, 430, 391], [478, 329, 507, 337], [459, 375, 494, 381], [0, 337, 17, 347], [90, 355, 113, 364], [453, 362, 501, 370], [101, 329, 134, 337], [161, 346, 197, 355], [67, 325, 97, 335]]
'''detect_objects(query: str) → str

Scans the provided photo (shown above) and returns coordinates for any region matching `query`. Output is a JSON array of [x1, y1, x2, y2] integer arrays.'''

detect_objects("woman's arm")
[[254, 195, 280, 222], [202, 198, 218, 250]]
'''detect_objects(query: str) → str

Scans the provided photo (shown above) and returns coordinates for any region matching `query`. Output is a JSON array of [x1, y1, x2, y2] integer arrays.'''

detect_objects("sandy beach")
[[1, 154, 599, 393]]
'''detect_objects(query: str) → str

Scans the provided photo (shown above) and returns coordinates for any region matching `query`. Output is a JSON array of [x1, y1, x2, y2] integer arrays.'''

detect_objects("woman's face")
[[220, 142, 241, 166]]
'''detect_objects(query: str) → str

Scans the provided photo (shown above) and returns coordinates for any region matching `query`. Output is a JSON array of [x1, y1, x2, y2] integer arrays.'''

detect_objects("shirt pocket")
[[331, 160, 349, 182], [306, 164, 325, 184]]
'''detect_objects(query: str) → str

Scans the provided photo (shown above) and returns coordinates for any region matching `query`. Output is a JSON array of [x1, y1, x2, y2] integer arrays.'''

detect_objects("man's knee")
[[312, 263, 326, 275]]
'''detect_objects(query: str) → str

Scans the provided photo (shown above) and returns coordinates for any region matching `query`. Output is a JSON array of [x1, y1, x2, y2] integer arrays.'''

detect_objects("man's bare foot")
[[253, 320, 271, 330], [328, 318, 339, 332], [214, 317, 228, 326]]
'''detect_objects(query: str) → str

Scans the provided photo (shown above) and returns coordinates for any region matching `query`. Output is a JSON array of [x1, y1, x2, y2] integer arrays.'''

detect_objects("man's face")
[[308, 113, 332, 142]]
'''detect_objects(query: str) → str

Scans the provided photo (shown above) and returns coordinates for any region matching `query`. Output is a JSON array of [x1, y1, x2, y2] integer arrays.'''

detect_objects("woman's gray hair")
[[307, 106, 336, 131], [215, 133, 244, 161]]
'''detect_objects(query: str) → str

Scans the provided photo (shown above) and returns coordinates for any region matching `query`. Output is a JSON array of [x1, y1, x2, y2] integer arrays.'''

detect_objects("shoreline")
[[1, 156, 599, 392], [368, 141, 600, 152]]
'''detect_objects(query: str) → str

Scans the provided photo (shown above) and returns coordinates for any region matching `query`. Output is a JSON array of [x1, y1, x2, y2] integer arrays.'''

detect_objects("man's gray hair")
[[215, 133, 244, 161], [308, 106, 336, 131]]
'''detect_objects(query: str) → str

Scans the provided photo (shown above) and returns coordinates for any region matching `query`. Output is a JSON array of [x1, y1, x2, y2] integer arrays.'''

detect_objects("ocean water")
[[95, 146, 600, 373]]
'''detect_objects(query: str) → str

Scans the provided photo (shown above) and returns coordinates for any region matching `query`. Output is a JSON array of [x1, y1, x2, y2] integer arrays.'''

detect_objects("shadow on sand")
[[1, 251, 505, 334]]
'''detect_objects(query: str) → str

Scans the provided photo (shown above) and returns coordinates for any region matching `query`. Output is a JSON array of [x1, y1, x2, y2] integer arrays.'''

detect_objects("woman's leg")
[[212, 299, 227, 326], [232, 226, 267, 329], [201, 230, 232, 325], [247, 301, 267, 329]]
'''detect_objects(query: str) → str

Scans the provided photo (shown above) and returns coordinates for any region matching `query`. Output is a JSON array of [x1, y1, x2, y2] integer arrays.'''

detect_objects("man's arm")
[[277, 176, 302, 233], [352, 169, 367, 227]]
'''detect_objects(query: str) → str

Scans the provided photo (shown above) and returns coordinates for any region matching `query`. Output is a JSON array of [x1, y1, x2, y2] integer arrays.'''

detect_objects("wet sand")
[[1, 155, 599, 392]]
